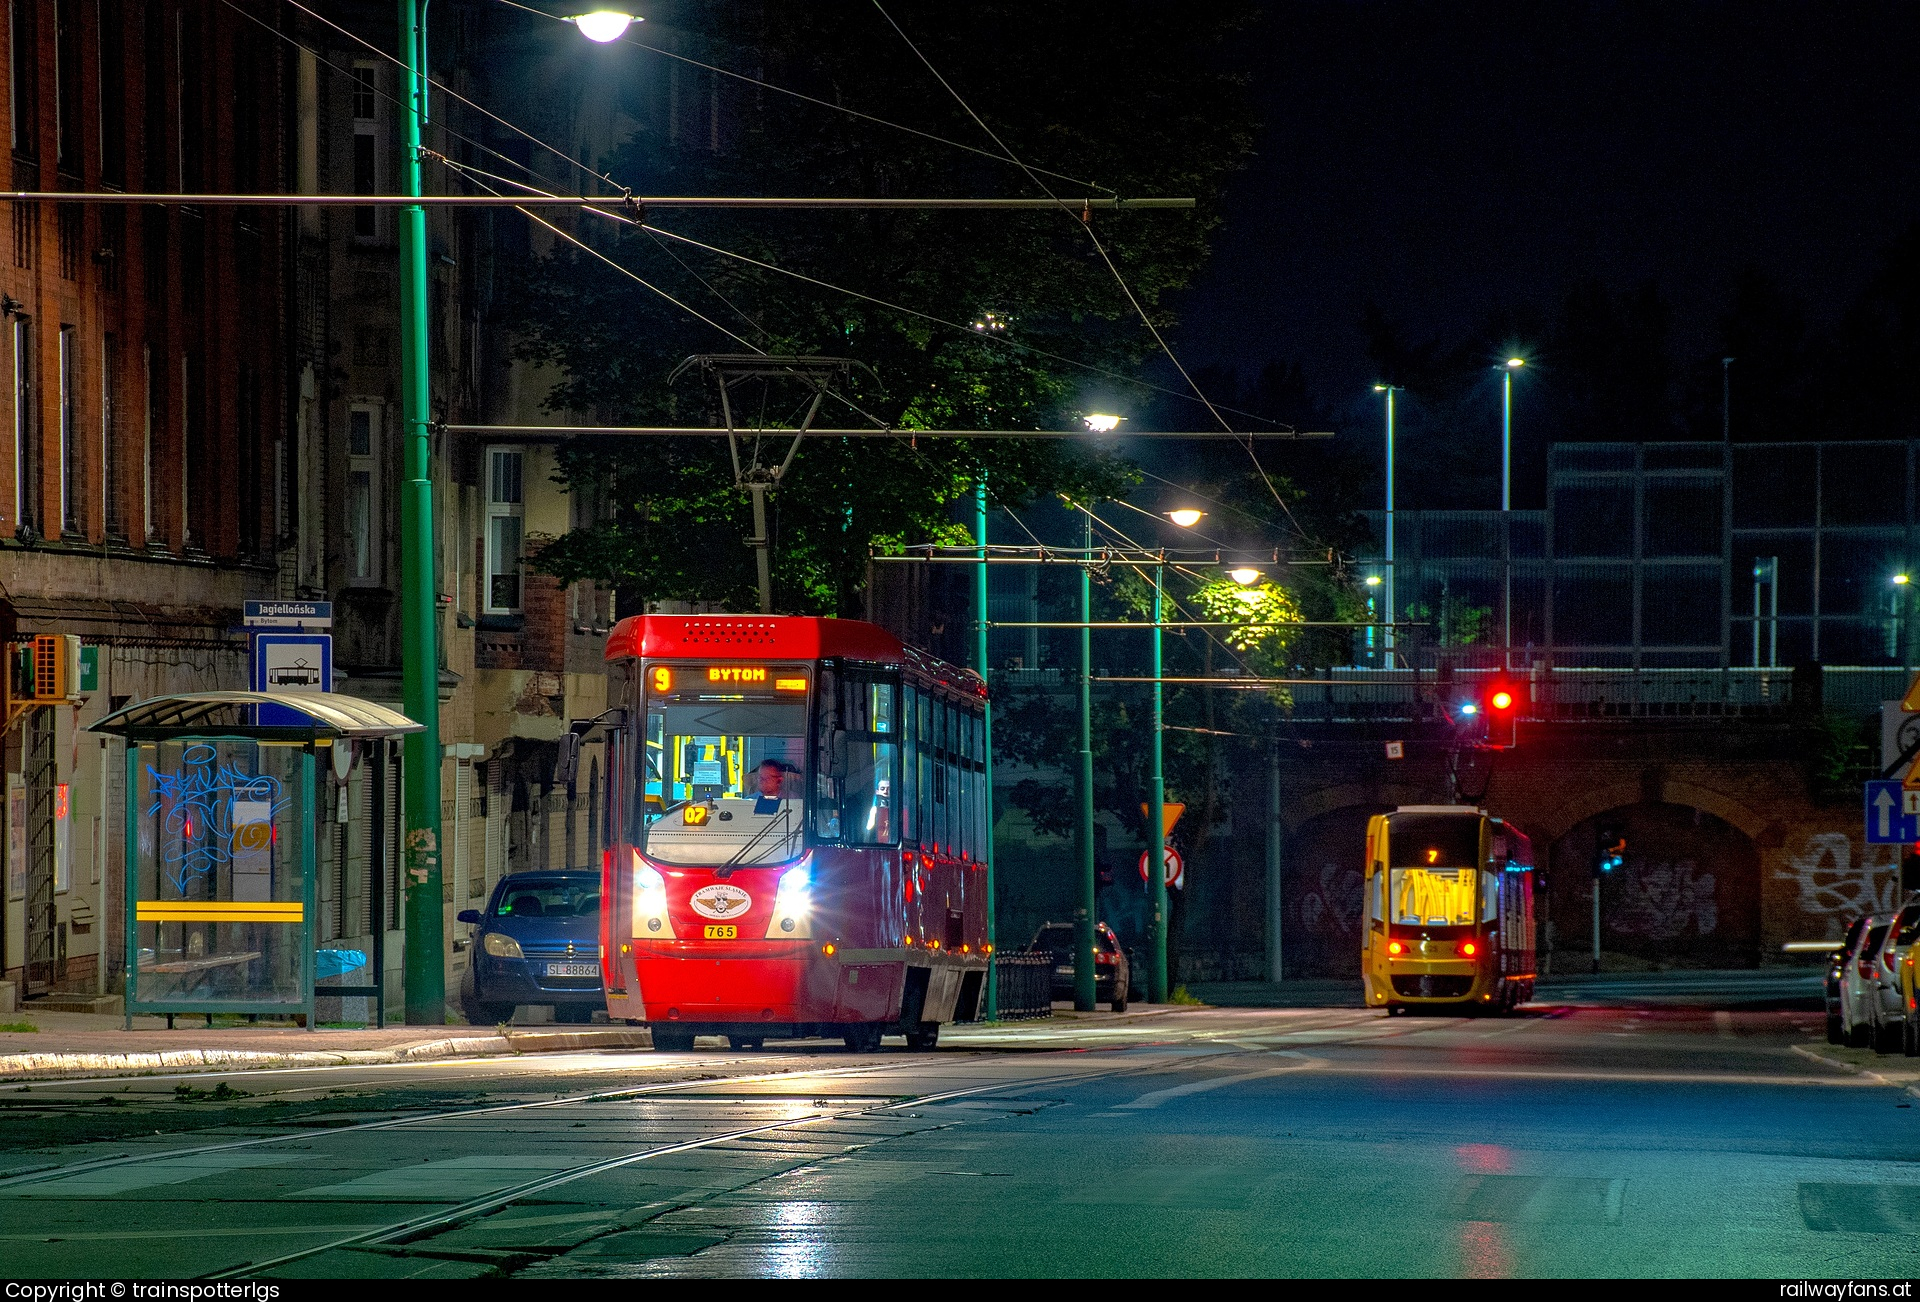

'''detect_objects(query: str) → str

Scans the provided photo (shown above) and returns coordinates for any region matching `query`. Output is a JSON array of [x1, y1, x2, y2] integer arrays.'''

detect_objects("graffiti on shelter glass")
[[147, 744, 287, 895]]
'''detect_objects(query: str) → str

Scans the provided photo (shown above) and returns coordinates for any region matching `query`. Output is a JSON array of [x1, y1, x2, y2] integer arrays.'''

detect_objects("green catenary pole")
[[976, 481, 997, 1019], [1075, 509, 1097, 1012], [399, 0, 444, 1023], [1148, 563, 1168, 1003]]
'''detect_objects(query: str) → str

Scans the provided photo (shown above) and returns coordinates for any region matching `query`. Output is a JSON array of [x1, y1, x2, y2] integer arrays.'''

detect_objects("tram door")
[[1361, 816, 1391, 1001]]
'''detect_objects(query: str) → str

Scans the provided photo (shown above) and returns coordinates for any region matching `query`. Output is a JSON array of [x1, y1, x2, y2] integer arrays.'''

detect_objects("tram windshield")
[[1386, 813, 1485, 928], [641, 663, 810, 866]]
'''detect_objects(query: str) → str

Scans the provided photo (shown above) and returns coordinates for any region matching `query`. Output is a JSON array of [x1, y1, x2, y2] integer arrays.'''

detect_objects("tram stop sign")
[[1139, 845, 1185, 891]]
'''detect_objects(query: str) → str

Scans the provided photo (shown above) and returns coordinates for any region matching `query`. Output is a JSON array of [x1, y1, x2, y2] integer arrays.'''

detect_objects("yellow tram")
[[1362, 805, 1536, 1013]]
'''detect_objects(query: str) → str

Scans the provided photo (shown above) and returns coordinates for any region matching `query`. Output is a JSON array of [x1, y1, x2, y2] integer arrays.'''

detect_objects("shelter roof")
[[85, 691, 423, 739]]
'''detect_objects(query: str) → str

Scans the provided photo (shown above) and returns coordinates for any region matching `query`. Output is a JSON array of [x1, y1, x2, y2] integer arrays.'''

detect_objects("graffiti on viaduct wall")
[[1273, 746, 1897, 976]]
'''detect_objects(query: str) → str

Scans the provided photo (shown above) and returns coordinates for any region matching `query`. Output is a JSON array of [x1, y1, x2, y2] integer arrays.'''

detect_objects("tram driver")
[[753, 759, 797, 815]]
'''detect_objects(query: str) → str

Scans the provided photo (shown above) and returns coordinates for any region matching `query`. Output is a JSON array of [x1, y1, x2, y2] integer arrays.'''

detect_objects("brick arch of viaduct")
[[1274, 750, 1869, 957], [1280, 771, 1785, 845]]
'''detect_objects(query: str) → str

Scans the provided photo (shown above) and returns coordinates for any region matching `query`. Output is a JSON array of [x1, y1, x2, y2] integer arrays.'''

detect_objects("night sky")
[[1167, 1, 1920, 429]]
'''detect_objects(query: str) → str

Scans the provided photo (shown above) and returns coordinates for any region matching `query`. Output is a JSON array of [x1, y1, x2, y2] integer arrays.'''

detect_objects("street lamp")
[[1500, 358, 1523, 511], [1229, 566, 1262, 586], [1498, 358, 1524, 667], [572, 11, 638, 41], [392, 0, 652, 1024], [1083, 413, 1125, 433], [1892, 574, 1912, 664], [396, 0, 444, 1022], [1373, 384, 1399, 663], [1144, 504, 1203, 1004]]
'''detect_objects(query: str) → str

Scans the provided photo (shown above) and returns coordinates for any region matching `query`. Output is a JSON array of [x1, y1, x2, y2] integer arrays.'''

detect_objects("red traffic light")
[[1489, 688, 1514, 711]]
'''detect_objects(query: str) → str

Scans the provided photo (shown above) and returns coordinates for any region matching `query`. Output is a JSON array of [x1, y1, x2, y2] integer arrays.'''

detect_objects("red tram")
[[599, 615, 992, 1051]]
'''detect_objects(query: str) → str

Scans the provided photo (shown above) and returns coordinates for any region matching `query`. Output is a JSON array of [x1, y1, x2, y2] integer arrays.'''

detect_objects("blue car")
[[458, 871, 605, 1025]]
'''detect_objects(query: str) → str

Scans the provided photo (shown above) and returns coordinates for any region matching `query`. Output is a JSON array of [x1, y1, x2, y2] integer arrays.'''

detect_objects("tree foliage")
[[509, 2, 1260, 615]]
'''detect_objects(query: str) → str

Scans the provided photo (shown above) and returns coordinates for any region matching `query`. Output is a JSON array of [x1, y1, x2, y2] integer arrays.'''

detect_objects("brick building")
[[1, 1, 288, 1000]]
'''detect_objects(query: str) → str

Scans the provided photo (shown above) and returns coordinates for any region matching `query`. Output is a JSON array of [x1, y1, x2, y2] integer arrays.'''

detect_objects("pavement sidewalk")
[[0, 1012, 653, 1080], [0, 998, 1205, 1080]]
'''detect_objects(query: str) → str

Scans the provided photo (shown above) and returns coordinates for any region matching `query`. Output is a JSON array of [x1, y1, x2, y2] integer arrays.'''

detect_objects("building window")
[[140, 342, 153, 542], [101, 331, 119, 539], [53, 0, 80, 174], [11, 0, 38, 159], [12, 201, 35, 270], [11, 317, 31, 533], [97, 0, 125, 186], [485, 447, 525, 613], [180, 351, 195, 547], [352, 64, 378, 240], [175, 9, 201, 191], [58, 325, 76, 534], [140, 0, 163, 190], [56, 204, 79, 280], [347, 404, 380, 581]]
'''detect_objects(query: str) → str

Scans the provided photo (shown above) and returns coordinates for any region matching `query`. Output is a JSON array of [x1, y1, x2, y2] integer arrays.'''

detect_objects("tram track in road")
[[0, 1024, 1279, 1199], [0, 1053, 944, 1194], [202, 1053, 1213, 1280]]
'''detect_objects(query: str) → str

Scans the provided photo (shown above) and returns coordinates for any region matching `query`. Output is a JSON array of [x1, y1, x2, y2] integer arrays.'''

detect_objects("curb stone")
[[0, 1028, 654, 1081]]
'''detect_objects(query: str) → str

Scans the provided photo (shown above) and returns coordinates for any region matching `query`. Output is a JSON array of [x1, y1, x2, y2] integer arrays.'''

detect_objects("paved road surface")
[[0, 991, 1911, 1278]]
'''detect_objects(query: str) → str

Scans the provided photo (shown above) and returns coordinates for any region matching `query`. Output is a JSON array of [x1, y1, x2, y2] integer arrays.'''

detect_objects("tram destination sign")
[[245, 600, 332, 628]]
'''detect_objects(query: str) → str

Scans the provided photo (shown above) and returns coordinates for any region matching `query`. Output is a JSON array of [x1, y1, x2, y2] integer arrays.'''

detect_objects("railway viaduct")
[[1259, 713, 1881, 980]]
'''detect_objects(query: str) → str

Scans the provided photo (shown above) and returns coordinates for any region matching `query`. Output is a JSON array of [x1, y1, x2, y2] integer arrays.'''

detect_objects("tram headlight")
[[482, 932, 524, 960], [769, 863, 813, 939], [633, 856, 674, 938]]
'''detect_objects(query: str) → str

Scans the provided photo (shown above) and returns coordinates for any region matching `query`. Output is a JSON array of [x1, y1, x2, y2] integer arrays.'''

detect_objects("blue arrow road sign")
[[1864, 780, 1920, 844]]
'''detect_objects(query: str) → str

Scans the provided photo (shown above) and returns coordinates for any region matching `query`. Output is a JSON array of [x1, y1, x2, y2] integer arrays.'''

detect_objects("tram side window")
[[974, 710, 988, 858], [957, 703, 973, 861], [927, 697, 945, 853], [900, 686, 918, 845], [838, 673, 900, 847], [913, 691, 930, 851], [943, 699, 960, 856]]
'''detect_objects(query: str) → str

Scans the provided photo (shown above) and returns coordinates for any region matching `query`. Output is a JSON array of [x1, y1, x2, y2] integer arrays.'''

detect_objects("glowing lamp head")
[[1083, 413, 1124, 433], [1229, 566, 1262, 586], [1166, 508, 1204, 528], [1365, 575, 1382, 587], [572, 11, 637, 42], [1897, 574, 1912, 586], [1460, 702, 1478, 716], [1506, 357, 1525, 369]]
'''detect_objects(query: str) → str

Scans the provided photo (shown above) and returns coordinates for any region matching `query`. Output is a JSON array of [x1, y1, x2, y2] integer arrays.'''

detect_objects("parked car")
[[1871, 901, 1920, 1052], [1827, 916, 1870, 1044], [458, 871, 605, 1025], [1840, 918, 1890, 1049], [1028, 921, 1131, 1012]]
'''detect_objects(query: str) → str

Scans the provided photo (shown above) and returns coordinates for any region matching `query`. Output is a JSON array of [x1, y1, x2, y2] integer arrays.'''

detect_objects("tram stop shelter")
[[87, 691, 422, 1030]]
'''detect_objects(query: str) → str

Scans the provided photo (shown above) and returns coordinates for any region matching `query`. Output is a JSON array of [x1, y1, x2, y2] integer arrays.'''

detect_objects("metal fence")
[[984, 952, 1053, 1021], [1278, 665, 1912, 723]]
